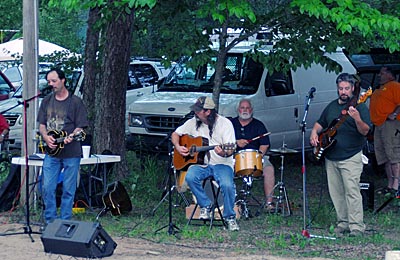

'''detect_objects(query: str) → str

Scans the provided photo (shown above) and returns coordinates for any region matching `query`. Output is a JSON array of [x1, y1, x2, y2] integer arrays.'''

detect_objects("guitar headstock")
[[357, 87, 372, 104], [222, 143, 237, 153], [74, 130, 86, 142]]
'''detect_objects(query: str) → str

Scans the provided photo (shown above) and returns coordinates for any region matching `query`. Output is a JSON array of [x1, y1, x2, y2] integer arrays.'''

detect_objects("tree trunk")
[[94, 4, 135, 179], [83, 7, 101, 147], [212, 23, 229, 111]]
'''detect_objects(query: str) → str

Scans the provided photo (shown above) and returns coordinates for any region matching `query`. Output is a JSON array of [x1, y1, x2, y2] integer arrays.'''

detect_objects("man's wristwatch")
[[1, 134, 5, 138]]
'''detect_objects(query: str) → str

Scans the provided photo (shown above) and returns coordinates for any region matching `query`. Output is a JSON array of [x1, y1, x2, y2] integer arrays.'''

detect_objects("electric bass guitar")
[[314, 87, 372, 160], [173, 134, 236, 170], [41, 129, 86, 156]]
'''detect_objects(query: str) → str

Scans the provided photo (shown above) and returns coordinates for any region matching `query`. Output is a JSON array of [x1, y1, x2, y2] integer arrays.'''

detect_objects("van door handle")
[[294, 108, 298, 118]]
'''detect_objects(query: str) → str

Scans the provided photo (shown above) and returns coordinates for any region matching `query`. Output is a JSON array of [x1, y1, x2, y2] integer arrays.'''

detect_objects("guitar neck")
[[54, 137, 67, 144], [192, 145, 216, 153], [332, 87, 372, 131]]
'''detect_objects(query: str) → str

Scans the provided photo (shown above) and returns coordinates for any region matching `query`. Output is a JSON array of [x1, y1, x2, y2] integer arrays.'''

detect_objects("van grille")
[[144, 115, 186, 133], [4, 114, 19, 126]]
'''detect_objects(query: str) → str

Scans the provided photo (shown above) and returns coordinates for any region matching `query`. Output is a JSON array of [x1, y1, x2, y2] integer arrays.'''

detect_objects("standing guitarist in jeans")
[[309, 73, 371, 237], [37, 68, 88, 225], [171, 96, 239, 231]]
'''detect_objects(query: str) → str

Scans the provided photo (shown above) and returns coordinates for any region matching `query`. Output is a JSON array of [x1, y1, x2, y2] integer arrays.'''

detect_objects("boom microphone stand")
[[153, 112, 194, 236], [0, 93, 42, 241], [300, 88, 335, 240], [154, 136, 180, 236]]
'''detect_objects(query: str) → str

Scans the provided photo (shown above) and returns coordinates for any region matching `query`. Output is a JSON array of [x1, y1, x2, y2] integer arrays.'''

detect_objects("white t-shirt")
[[175, 115, 236, 168]]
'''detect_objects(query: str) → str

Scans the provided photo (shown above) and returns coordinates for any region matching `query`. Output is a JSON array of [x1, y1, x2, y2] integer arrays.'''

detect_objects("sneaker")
[[199, 206, 211, 219], [349, 229, 364, 237], [226, 217, 239, 231]]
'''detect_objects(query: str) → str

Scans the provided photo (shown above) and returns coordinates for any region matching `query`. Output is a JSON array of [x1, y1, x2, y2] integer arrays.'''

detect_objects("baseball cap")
[[190, 96, 216, 111]]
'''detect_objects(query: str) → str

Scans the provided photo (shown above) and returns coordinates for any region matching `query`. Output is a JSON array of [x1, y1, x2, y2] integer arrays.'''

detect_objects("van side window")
[[240, 58, 263, 87], [265, 71, 294, 96]]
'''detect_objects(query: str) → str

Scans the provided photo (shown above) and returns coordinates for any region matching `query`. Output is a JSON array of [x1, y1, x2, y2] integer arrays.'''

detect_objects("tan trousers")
[[325, 151, 365, 232]]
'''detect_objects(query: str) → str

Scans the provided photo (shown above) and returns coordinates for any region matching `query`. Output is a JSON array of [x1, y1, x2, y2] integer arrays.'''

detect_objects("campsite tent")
[[0, 38, 69, 61]]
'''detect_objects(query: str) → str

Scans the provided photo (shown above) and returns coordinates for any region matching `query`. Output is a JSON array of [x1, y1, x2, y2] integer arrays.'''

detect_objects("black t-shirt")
[[37, 93, 89, 158], [230, 117, 270, 152], [317, 99, 371, 161]]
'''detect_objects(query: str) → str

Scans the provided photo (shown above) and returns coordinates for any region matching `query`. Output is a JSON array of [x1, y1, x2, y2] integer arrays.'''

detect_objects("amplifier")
[[360, 181, 374, 211]]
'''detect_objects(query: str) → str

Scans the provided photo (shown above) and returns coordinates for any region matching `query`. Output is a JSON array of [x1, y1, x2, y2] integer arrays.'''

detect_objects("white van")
[[0, 59, 172, 148], [127, 47, 395, 152]]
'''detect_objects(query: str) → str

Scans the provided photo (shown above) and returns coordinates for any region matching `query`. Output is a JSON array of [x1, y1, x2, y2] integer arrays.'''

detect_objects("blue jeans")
[[185, 164, 236, 219], [42, 155, 81, 223]]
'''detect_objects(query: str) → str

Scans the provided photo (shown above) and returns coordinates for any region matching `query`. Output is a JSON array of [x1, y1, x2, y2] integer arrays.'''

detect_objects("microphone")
[[308, 87, 316, 98]]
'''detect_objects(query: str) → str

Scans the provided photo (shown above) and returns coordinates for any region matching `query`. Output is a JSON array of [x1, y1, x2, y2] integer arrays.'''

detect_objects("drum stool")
[[187, 176, 227, 229]]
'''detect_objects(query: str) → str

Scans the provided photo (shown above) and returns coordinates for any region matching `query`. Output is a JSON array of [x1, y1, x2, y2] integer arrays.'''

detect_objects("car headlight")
[[129, 114, 143, 127]]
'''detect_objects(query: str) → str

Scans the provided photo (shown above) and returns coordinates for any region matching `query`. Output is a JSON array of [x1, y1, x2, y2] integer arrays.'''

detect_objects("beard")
[[239, 112, 252, 120], [338, 94, 352, 103]]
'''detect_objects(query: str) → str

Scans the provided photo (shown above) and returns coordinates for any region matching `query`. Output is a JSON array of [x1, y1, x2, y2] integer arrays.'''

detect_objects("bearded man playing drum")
[[230, 98, 276, 211]]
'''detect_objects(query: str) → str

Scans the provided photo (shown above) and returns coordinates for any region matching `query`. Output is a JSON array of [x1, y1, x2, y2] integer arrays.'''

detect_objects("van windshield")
[[159, 53, 263, 95]]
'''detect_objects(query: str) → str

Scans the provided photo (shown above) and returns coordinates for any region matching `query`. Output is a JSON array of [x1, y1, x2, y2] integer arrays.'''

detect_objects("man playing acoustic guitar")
[[37, 68, 88, 226], [310, 73, 371, 237], [171, 96, 239, 231]]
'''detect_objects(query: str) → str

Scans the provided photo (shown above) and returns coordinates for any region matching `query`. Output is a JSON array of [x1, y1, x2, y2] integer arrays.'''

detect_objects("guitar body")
[[43, 129, 86, 157], [45, 130, 67, 156], [173, 135, 209, 170], [102, 181, 132, 216]]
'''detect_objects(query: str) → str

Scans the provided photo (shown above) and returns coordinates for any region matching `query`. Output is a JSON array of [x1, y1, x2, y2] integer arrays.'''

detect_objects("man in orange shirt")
[[369, 66, 400, 195]]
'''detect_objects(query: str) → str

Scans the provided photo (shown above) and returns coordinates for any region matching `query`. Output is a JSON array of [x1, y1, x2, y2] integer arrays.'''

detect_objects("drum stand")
[[256, 153, 291, 217], [273, 154, 291, 216], [236, 169, 263, 219]]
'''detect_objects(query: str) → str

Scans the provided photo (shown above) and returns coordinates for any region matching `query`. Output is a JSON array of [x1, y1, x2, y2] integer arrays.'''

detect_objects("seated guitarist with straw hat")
[[171, 96, 239, 231]]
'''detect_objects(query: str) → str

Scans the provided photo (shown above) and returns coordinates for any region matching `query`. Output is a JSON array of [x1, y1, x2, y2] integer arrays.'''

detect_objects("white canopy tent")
[[0, 37, 69, 61]]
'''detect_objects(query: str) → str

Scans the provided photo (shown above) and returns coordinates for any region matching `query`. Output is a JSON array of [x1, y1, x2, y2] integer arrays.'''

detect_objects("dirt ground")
[[0, 221, 335, 260]]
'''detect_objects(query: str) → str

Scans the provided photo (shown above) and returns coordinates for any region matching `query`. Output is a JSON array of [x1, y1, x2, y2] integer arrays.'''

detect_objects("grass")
[[1, 150, 399, 259]]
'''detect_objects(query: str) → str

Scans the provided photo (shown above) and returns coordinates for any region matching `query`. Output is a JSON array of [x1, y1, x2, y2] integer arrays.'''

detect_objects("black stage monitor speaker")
[[41, 219, 117, 258]]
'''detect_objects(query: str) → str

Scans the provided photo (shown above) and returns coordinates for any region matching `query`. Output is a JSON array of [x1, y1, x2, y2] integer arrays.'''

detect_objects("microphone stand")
[[300, 91, 335, 240], [0, 92, 42, 241], [154, 134, 180, 236], [153, 111, 193, 236]]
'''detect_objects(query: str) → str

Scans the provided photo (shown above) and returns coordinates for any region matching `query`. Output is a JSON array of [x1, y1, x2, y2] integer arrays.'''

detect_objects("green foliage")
[[0, 161, 10, 187], [197, 0, 256, 23], [292, 0, 400, 52], [0, 0, 22, 42]]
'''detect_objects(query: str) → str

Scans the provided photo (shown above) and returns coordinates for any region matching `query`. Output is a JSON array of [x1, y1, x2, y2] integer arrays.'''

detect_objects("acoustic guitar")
[[101, 181, 132, 216], [173, 134, 236, 170], [41, 130, 86, 157], [314, 87, 372, 160]]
